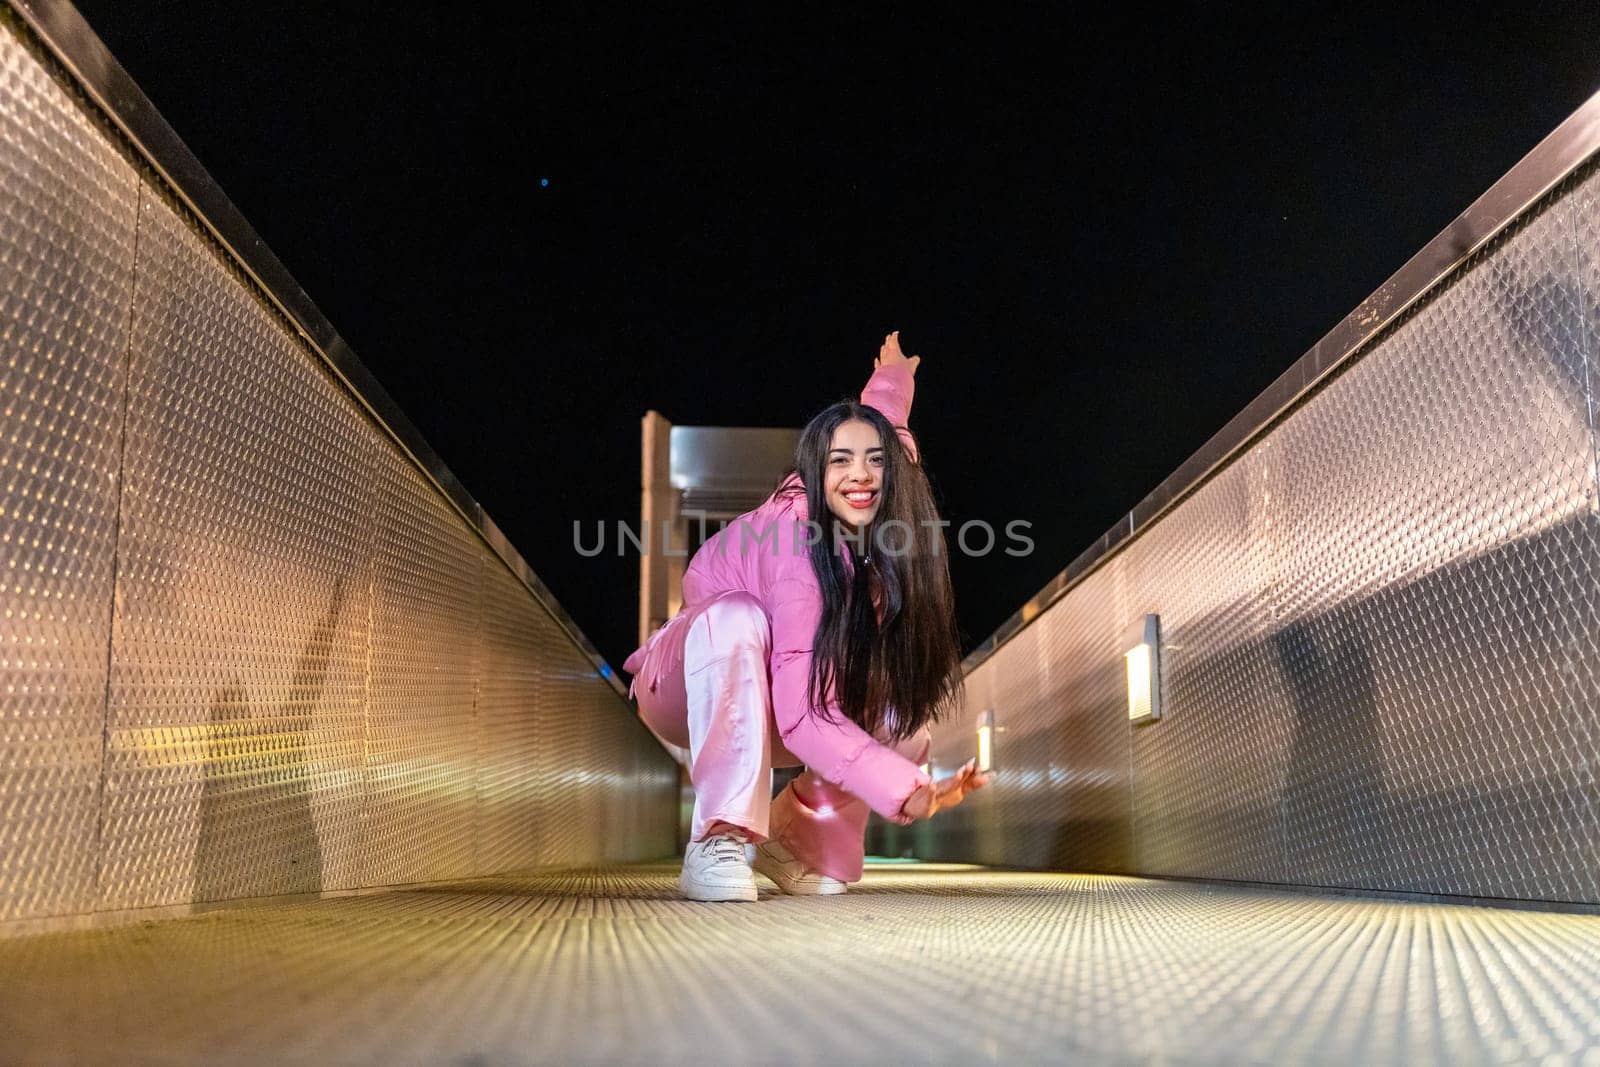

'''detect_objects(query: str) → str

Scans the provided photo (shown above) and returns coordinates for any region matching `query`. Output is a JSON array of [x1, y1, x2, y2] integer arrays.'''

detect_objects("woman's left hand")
[[874, 330, 921, 376], [898, 758, 991, 821]]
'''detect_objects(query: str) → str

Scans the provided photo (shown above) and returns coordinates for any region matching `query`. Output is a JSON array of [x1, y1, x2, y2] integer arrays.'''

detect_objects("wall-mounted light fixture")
[[976, 709, 996, 772], [1124, 614, 1162, 723]]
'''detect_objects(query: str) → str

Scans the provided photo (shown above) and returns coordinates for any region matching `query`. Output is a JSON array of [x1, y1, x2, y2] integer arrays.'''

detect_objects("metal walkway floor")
[[3, 861, 1599, 1065]]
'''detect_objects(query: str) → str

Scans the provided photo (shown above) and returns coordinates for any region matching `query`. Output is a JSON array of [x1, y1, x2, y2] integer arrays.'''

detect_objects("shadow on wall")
[[194, 576, 349, 901], [1274, 620, 1388, 886]]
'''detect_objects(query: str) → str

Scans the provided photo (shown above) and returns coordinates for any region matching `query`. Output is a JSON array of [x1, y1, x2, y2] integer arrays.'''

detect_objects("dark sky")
[[75, 3, 1600, 670]]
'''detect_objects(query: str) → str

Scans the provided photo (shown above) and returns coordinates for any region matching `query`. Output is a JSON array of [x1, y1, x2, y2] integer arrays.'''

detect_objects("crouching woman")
[[623, 331, 990, 901]]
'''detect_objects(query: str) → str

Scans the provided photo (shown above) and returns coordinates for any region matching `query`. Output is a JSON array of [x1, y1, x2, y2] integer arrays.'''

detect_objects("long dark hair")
[[774, 399, 964, 741]]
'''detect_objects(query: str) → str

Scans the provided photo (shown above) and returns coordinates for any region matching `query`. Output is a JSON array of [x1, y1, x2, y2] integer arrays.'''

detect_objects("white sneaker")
[[750, 838, 847, 895], [680, 830, 758, 902]]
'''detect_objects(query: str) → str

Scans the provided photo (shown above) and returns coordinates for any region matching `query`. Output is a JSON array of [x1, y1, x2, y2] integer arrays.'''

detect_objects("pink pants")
[[627, 590, 930, 883]]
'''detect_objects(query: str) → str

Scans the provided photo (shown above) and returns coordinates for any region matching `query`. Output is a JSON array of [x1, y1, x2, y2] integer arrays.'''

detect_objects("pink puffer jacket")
[[625, 362, 931, 820]]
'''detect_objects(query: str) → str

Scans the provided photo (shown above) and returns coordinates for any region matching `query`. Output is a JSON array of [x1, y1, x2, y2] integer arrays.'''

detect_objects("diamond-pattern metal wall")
[[103, 187, 376, 909], [894, 589, 1133, 874], [478, 550, 677, 873], [538, 642, 624, 867], [365, 447, 481, 887], [1265, 185, 1600, 899], [0, 25, 139, 922], [476, 551, 553, 872], [1121, 450, 1290, 883], [0, 15, 675, 929], [900, 163, 1600, 904]]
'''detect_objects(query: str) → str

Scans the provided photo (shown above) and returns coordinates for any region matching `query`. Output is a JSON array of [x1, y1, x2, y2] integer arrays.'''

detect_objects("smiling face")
[[825, 418, 886, 528]]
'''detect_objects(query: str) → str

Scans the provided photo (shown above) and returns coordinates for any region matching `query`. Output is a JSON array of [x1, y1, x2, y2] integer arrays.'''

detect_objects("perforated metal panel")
[[533, 641, 631, 867], [0, 23, 139, 921], [475, 549, 553, 872], [1265, 176, 1600, 898], [1122, 451, 1289, 882], [366, 446, 481, 887], [102, 187, 375, 909], [480, 546, 677, 871], [901, 592, 1133, 874]]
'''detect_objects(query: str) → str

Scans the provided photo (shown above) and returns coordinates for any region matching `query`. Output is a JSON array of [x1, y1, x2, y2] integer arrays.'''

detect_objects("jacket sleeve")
[[859, 362, 920, 463], [766, 570, 931, 823]]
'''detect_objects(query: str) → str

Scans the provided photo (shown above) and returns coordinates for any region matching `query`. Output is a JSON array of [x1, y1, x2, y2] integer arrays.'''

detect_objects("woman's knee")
[[697, 590, 771, 651]]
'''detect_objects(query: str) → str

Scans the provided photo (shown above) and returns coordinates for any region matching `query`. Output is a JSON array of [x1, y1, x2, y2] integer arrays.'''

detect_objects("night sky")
[[73, 3, 1600, 670]]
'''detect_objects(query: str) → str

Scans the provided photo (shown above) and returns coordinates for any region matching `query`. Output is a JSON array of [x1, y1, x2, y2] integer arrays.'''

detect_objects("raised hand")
[[874, 330, 922, 376], [898, 758, 990, 821]]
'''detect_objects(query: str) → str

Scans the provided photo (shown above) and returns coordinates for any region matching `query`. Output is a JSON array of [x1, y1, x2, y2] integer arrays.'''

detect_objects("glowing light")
[[976, 709, 995, 773], [540, 178, 550, 187], [1125, 614, 1162, 723], [1125, 644, 1151, 718]]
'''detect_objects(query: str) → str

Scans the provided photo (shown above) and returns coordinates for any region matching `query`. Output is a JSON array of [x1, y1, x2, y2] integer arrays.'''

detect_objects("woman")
[[623, 331, 990, 902]]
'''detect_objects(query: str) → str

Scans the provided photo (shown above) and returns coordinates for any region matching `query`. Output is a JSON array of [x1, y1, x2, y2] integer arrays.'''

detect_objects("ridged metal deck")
[[2, 862, 1598, 1065]]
